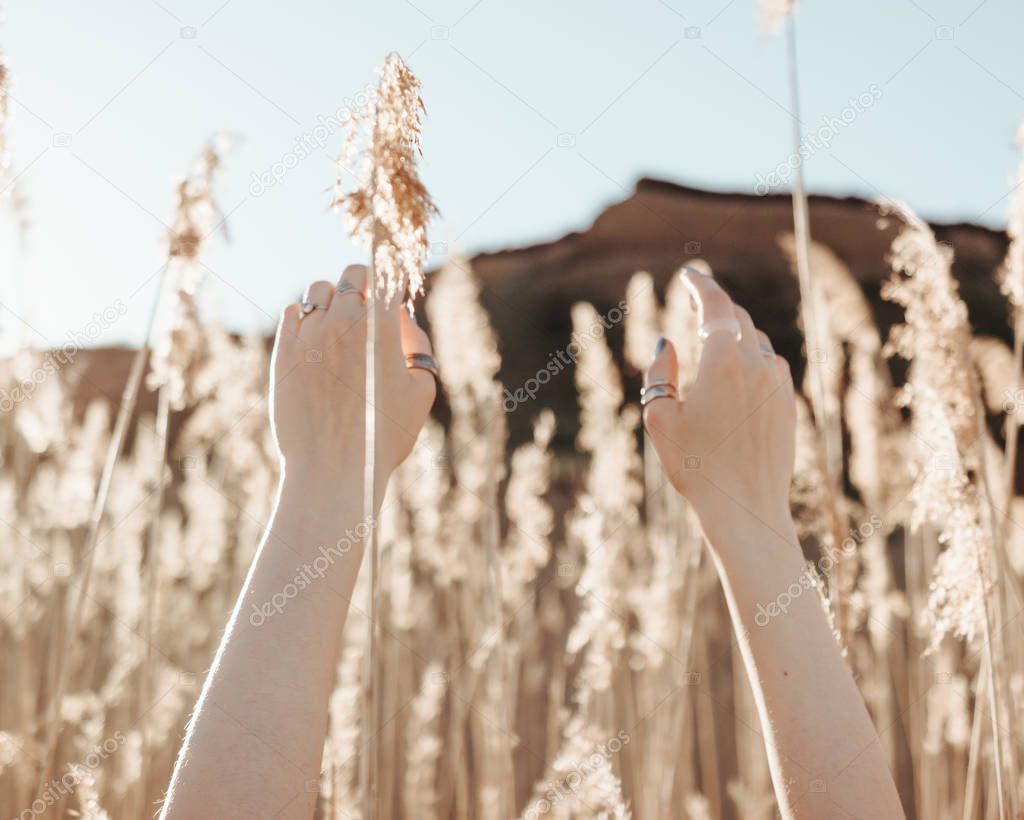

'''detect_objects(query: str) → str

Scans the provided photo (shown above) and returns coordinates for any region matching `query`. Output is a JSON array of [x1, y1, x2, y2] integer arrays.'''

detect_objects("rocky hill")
[[66, 178, 1012, 450]]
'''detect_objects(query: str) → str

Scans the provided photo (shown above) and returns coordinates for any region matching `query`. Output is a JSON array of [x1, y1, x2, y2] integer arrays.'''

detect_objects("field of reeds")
[[3, 5, 1024, 819], [3, 185, 1024, 819]]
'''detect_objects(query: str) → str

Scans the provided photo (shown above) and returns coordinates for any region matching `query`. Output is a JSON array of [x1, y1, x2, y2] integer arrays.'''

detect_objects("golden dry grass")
[[3, 32, 1024, 820], [2, 227, 1024, 818]]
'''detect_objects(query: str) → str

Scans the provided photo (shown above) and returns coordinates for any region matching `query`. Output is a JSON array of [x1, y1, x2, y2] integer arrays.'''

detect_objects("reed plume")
[[881, 201, 1012, 818], [881, 203, 993, 644], [403, 662, 446, 820], [147, 139, 229, 408], [519, 715, 631, 819], [336, 52, 438, 305], [624, 272, 659, 373]]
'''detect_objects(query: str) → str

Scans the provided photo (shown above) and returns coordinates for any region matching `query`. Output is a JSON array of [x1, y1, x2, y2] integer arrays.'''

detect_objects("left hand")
[[642, 268, 795, 541]]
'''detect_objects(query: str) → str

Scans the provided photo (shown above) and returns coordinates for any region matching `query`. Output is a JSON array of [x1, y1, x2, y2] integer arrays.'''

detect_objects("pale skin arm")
[[644, 268, 905, 819], [160, 265, 436, 819]]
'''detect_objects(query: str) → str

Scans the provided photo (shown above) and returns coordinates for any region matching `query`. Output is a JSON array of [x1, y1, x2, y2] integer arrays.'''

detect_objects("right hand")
[[270, 264, 437, 485], [643, 268, 796, 534]]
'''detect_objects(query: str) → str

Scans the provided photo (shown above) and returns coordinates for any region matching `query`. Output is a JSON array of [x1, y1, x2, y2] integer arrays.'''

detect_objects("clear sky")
[[1, 0, 1022, 352]]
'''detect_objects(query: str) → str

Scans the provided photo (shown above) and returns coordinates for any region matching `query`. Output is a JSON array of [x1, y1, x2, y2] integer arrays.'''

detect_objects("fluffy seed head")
[[336, 52, 438, 306]]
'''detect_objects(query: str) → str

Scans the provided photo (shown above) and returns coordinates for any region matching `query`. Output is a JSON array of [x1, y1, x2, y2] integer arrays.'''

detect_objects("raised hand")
[[641, 266, 904, 819], [642, 266, 796, 540], [271, 263, 437, 483]]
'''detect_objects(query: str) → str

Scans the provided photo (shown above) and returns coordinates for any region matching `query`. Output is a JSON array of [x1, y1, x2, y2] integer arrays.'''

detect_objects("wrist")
[[278, 459, 391, 517], [693, 496, 802, 569], [272, 467, 375, 567]]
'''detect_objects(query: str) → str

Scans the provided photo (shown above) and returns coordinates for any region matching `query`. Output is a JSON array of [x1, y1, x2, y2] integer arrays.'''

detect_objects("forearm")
[[701, 505, 904, 820], [162, 466, 371, 819]]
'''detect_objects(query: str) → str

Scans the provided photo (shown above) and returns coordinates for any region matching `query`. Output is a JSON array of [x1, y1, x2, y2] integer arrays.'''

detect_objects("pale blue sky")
[[1, 0, 1022, 351]]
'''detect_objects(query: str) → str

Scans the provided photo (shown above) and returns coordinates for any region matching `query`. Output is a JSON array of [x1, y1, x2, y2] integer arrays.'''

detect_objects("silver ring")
[[405, 353, 439, 380], [640, 383, 677, 407], [336, 281, 362, 298], [300, 301, 329, 316], [760, 344, 774, 357], [641, 378, 675, 396], [698, 318, 741, 341]]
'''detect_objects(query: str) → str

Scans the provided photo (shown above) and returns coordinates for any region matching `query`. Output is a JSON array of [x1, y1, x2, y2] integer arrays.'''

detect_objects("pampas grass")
[[5, 33, 1024, 820], [2, 235, 1024, 817], [32, 139, 227, 812]]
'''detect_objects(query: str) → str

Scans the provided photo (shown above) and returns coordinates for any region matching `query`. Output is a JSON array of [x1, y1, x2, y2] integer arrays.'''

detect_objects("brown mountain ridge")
[[66, 178, 1012, 450]]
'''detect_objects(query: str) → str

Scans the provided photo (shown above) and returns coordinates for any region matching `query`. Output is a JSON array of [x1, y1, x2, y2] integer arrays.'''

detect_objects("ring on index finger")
[[697, 318, 742, 341], [640, 380, 678, 407]]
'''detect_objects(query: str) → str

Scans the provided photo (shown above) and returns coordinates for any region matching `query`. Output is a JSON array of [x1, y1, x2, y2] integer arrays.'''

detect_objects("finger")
[[643, 336, 683, 439], [774, 354, 792, 388], [732, 305, 761, 358], [299, 279, 336, 336], [679, 267, 739, 358], [753, 330, 783, 387], [271, 304, 303, 389], [756, 330, 774, 357], [274, 303, 302, 355], [328, 264, 368, 334], [303, 279, 336, 310], [278, 302, 302, 341], [645, 335, 677, 388], [679, 267, 734, 326], [400, 308, 437, 410], [400, 305, 433, 356]]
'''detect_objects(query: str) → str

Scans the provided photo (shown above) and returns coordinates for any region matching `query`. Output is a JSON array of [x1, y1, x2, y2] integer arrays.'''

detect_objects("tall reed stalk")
[[773, 7, 850, 625], [997, 128, 1024, 552], [335, 52, 437, 818]]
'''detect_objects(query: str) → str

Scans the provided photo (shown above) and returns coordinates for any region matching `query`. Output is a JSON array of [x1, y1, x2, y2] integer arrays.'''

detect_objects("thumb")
[[643, 336, 683, 439]]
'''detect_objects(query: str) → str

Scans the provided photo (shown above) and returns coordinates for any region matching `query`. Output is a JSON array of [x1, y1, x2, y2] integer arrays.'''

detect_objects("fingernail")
[[678, 269, 701, 311], [652, 336, 667, 362], [679, 264, 712, 280]]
